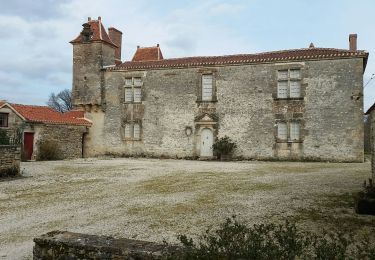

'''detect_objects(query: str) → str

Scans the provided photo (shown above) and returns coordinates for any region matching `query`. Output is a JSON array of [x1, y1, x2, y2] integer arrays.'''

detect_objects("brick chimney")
[[108, 27, 122, 62], [349, 34, 357, 51]]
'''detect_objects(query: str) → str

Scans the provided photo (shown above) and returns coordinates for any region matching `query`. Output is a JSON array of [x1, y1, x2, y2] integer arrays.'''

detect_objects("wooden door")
[[23, 132, 34, 160], [200, 128, 213, 157]]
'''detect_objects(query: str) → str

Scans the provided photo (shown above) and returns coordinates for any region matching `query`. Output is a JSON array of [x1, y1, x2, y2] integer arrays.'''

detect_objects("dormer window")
[[81, 23, 93, 42]]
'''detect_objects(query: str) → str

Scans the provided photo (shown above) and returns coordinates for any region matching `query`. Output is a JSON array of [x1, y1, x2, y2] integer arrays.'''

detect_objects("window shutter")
[[134, 78, 142, 86], [290, 122, 300, 140], [290, 69, 301, 79], [124, 124, 131, 139], [277, 122, 287, 140], [134, 88, 142, 102], [290, 81, 301, 98], [277, 81, 288, 98], [278, 70, 288, 80], [133, 124, 140, 139], [125, 88, 133, 102], [202, 74, 213, 101], [125, 78, 132, 86]]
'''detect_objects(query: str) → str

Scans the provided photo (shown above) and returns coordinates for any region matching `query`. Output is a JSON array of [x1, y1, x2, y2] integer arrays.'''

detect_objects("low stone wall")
[[0, 145, 20, 176], [33, 231, 180, 259]]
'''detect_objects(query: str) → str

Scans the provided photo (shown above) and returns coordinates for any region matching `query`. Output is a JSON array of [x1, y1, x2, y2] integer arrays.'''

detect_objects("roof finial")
[[137, 45, 140, 49], [309, 42, 315, 48], [157, 43, 159, 47], [98, 16, 101, 21], [88, 17, 91, 21]]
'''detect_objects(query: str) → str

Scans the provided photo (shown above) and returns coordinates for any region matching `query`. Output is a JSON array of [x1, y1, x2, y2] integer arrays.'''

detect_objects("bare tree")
[[47, 89, 73, 113]]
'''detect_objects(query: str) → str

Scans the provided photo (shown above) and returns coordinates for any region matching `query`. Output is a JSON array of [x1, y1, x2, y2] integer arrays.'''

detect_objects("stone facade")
[[71, 18, 368, 162], [33, 231, 179, 259], [0, 145, 20, 176]]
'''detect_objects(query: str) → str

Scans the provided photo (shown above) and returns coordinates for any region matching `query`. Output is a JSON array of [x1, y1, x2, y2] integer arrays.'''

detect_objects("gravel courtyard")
[[1, 158, 375, 259]]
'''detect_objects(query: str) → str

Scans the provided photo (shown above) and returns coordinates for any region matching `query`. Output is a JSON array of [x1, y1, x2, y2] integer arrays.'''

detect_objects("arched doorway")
[[200, 128, 213, 157]]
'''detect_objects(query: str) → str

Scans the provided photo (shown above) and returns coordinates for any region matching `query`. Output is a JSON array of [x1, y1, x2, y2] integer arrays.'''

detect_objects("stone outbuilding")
[[0, 102, 91, 160]]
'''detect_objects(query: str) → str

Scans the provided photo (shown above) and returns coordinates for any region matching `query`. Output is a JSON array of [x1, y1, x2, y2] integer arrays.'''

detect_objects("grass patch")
[[138, 171, 279, 195]]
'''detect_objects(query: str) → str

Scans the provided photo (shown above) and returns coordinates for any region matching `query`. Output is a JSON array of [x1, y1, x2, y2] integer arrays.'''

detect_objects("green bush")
[[168, 216, 375, 259], [0, 166, 19, 178], [37, 140, 61, 161], [0, 129, 10, 145], [212, 136, 237, 156]]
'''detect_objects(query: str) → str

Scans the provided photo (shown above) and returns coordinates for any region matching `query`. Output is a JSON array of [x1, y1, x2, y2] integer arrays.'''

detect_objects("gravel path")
[[0, 158, 373, 259]]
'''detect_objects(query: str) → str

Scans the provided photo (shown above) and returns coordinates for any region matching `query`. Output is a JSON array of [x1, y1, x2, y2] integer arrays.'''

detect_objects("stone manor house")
[[69, 17, 368, 162]]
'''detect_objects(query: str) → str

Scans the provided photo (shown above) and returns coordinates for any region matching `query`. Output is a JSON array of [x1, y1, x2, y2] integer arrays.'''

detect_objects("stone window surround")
[[123, 120, 142, 141], [0, 113, 9, 127], [275, 119, 304, 143], [273, 64, 306, 100], [196, 68, 218, 103], [122, 74, 144, 104]]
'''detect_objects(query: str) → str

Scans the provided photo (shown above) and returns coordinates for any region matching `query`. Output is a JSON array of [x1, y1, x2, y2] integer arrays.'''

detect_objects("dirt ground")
[[0, 158, 374, 259]]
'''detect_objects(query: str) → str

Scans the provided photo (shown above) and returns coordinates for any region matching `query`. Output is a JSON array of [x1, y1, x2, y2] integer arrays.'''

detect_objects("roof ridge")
[[127, 47, 367, 63]]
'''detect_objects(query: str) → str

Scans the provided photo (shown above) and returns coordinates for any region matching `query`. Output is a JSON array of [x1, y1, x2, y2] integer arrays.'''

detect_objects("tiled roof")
[[70, 18, 117, 48], [132, 45, 164, 61], [0, 103, 91, 126], [114, 47, 368, 71]]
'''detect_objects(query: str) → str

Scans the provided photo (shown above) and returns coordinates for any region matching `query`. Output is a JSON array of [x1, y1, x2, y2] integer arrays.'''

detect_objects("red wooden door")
[[23, 133, 34, 160]]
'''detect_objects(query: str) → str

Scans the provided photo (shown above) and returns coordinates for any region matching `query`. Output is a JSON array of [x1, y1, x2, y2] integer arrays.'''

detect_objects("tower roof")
[[132, 45, 164, 62], [70, 17, 117, 48]]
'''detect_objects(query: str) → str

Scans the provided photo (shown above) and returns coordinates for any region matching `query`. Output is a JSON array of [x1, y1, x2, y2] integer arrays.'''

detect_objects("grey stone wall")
[[33, 231, 179, 259], [369, 111, 375, 179], [36, 124, 87, 160], [0, 145, 20, 175], [72, 42, 115, 106], [82, 57, 364, 162]]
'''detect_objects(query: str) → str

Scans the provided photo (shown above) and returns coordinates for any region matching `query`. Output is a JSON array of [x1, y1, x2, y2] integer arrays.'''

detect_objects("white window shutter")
[[133, 124, 140, 139], [125, 88, 133, 102], [278, 122, 288, 140], [290, 122, 300, 140], [290, 81, 301, 98], [125, 124, 131, 139], [278, 70, 288, 80], [125, 78, 132, 86], [134, 88, 142, 102], [202, 74, 213, 101], [134, 78, 142, 86], [277, 81, 288, 98], [290, 69, 301, 79]]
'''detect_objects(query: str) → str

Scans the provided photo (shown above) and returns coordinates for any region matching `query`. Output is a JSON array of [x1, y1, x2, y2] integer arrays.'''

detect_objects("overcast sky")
[[0, 0, 374, 109]]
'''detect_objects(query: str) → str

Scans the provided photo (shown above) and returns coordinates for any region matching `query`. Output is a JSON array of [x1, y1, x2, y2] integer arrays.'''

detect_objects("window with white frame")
[[290, 122, 300, 140], [124, 122, 141, 140], [277, 121, 301, 141], [202, 74, 213, 101], [124, 77, 142, 103], [277, 122, 288, 140], [277, 69, 302, 99]]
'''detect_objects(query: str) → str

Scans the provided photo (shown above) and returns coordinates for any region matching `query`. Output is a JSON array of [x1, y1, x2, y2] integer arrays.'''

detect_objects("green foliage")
[[37, 140, 61, 161], [171, 216, 375, 259], [0, 166, 19, 178], [212, 136, 237, 156], [0, 129, 10, 145]]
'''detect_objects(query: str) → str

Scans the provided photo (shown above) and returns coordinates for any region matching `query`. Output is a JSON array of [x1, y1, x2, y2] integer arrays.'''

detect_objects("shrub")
[[37, 140, 61, 161], [0, 166, 19, 178], [212, 136, 237, 157], [0, 129, 10, 145], [169, 216, 375, 259]]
